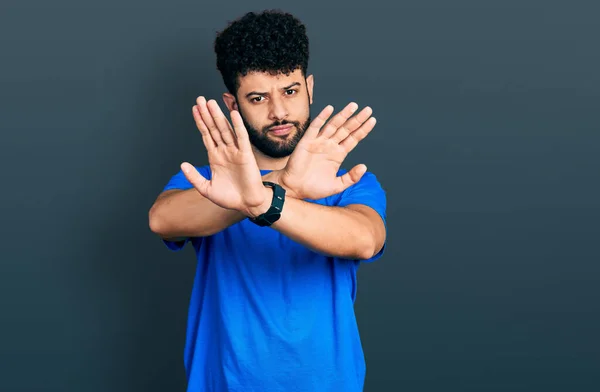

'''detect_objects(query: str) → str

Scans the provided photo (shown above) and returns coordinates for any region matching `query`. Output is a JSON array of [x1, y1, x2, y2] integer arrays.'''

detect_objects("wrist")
[[244, 186, 273, 218], [263, 170, 299, 199], [261, 170, 281, 184]]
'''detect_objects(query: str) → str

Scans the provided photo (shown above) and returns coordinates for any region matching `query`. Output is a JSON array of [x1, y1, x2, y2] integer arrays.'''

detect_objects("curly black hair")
[[214, 10, 310, 96]]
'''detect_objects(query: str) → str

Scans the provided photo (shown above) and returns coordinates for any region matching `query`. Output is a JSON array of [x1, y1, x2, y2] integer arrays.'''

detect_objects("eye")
[[286, 89, 297, 96], [251, 96, 264, 103]]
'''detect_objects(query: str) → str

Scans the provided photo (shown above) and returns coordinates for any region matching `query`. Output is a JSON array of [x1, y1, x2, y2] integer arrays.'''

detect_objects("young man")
[[149, 10, 387, 392]]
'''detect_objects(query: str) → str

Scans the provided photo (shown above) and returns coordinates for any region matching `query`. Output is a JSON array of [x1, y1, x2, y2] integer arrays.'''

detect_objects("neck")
[[251, 146, 290, 171]]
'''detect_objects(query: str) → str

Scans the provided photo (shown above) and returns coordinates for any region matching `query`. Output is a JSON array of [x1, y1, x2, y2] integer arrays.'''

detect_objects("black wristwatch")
[[249, 181, 286, 227]]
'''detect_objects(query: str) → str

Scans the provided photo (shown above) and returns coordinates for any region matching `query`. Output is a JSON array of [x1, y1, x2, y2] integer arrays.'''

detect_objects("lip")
[[269, 124, 293, 136]]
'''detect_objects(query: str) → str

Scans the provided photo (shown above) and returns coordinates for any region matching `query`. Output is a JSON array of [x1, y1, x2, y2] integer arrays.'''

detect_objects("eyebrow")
[[245, 82, 301, 98]]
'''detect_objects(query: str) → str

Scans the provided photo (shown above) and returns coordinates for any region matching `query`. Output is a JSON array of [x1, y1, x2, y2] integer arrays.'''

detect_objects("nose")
[[268, 97, 289, 122]]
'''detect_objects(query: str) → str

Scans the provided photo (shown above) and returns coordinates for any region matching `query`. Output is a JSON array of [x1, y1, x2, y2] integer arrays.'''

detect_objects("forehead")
[[237, 69, 305, 93]]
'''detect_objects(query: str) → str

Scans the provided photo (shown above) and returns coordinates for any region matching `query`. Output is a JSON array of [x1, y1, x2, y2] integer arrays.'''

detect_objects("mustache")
[[263, 120, 300, 132]]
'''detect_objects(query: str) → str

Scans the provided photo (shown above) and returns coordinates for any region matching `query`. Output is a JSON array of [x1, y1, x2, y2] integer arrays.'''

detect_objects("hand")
[[278, 102, 376, 200], [180, 96, 267, 217]]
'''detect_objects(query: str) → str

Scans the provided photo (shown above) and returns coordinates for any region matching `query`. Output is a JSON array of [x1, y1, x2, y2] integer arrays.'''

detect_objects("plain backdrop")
[[1, 0, 599, 391]]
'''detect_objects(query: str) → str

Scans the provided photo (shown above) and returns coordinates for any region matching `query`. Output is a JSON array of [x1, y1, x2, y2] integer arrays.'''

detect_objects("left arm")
[[248, 188, 386, 260]]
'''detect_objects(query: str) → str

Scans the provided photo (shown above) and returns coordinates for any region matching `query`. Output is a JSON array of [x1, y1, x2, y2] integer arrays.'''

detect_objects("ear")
[[306, 74, 314, 104], [222, 93, 238, 112]]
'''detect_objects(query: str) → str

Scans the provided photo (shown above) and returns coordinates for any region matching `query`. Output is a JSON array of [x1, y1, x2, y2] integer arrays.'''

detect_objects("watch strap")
[[249, 181, 286, 227]]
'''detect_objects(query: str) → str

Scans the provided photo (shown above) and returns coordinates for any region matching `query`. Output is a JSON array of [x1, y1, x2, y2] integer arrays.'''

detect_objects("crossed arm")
[[149, 97, 386, 260], [149, 175, 386, 260]]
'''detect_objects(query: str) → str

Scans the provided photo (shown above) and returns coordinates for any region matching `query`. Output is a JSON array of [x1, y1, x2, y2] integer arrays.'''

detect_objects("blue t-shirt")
[[161, 165, 387, 392]]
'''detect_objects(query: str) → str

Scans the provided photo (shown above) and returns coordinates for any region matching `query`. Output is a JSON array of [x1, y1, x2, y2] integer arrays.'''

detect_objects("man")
[[149, 9, 387, 392]]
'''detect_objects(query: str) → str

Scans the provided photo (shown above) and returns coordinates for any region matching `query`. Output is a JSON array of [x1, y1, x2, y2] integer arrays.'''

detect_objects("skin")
[[222, 70, 315, 168], [149, 69, 386, 260]]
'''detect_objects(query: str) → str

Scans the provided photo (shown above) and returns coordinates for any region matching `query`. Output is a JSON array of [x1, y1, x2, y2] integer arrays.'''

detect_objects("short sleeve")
[[160, 165, 212, 251], [335, 171, 387, 262]]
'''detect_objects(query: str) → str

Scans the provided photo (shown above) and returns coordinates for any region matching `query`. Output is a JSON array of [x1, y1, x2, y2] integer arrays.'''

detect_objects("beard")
[[238, 110, 312, 158]]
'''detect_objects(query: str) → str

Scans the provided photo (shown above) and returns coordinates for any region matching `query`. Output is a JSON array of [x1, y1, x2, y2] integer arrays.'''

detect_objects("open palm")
[[181, 97, 265, 212], [279, 103, 377, 200]]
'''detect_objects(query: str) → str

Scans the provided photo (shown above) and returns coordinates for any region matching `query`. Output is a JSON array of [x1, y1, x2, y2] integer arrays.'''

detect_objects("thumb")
[[181, 162, 210, 198], [337, 164, 367, 192]]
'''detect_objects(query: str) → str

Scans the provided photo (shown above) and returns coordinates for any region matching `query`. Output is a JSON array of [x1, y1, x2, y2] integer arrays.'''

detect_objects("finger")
[[197, 97, 224, 146], [181, 162, 210, 198], [192, 105, 216, 151], [319, 102, 359, 139], [207, 99, 236, 145], [335, 164, 368, 193], [331, 106, 373, 144], [339, 117, 377, 151], [230, 110, 251, 151], [303, 105, 335, 139]]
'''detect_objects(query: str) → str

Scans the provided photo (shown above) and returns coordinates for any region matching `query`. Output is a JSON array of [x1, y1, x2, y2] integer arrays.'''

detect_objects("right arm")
[[148, 171, 284, 240]]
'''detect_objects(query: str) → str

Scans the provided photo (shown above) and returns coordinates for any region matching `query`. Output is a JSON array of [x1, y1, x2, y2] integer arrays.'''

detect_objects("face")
[[223, 69, 314, 158]]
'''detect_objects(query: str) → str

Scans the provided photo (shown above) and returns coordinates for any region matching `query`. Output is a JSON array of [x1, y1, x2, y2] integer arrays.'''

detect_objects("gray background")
[[1, 0, 599, 391]]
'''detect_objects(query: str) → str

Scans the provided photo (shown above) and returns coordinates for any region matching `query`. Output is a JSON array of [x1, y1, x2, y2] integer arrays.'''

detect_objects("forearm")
[[149, 188, 245, 238], [149, 171, 281, 238], [264, 191, 381, 260]]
